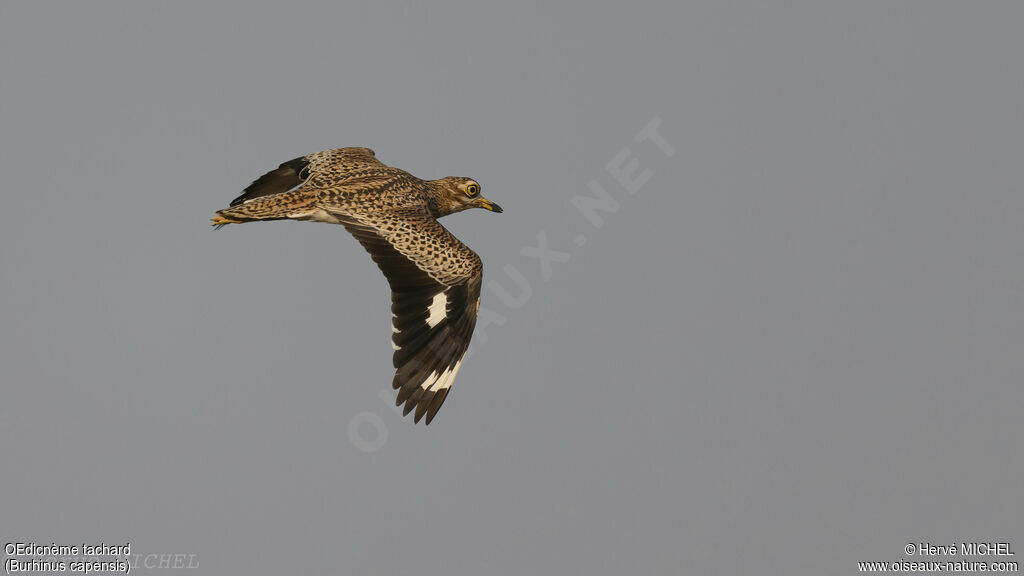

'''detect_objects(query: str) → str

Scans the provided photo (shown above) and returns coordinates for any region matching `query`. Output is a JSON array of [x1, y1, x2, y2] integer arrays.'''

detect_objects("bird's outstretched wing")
[[329, 206, 483, 424], [229, 147, 387, 207]]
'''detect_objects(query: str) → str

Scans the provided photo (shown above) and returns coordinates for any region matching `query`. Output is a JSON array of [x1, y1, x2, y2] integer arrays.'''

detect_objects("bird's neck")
[[425, 180, 455, 218]]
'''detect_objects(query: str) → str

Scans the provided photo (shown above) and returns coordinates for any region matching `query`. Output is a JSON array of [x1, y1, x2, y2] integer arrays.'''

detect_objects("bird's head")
[[429, 177, 503, 217]]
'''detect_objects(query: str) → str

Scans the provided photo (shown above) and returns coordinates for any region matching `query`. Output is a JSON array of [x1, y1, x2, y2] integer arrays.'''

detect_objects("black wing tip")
[[392, 377, 453, 425], [392, 385, 447, 425], [280, 156, 311, 177], [423, 388, 450, 425], [228, 156, 311, 207]]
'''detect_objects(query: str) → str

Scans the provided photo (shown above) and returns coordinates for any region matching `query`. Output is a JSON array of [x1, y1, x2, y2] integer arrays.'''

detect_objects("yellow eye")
[[465, 183, 479, 197]]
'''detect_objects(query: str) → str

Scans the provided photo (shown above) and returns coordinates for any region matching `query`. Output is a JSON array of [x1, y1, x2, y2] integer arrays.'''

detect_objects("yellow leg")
[[211, 215, 243, 226]]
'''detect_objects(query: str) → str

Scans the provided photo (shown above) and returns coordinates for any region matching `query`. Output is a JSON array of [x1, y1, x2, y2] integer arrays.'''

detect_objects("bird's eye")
[[465, 184, 479, 197]]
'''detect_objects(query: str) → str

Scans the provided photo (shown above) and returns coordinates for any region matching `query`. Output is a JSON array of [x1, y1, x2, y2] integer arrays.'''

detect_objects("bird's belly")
[[289, 208, 342, 224]]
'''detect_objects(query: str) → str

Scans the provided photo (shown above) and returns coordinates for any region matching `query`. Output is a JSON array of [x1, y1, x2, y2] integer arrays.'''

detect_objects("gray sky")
[[2, 2, 1022, 574]]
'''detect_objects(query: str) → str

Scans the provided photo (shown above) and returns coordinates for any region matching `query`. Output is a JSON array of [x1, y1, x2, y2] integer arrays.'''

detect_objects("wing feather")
[[329, 207, 482, 424], [229, 147, 387, 206]]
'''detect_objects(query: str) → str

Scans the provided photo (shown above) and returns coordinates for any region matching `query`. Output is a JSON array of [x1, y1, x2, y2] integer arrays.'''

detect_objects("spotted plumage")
[[212, 148, 502, 424]]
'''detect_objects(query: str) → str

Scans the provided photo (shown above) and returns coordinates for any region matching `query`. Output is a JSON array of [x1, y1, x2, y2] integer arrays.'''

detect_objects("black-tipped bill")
[[475, 198, 503, 213]]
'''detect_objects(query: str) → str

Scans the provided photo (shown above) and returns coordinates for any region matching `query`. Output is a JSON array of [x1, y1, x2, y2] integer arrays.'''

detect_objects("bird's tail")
[[211, 191, 315, 228]]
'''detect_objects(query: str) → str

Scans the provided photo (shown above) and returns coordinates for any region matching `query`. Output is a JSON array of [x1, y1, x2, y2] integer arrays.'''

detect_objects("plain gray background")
[[2, 2, 1022, 574]]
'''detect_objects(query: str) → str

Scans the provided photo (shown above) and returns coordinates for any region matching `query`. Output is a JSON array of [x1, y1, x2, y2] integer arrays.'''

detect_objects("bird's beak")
[[474, 197, 503, 213]]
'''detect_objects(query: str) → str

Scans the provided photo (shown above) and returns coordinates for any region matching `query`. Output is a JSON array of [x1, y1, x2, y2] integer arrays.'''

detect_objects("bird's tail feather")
[[211, 190, 315, 228]]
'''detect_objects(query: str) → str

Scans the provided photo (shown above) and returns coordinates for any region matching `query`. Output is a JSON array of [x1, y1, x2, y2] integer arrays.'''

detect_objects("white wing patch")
[[391, 314, 401, 350], [426, 291, 447, 328], [418, 356, 464, 392]]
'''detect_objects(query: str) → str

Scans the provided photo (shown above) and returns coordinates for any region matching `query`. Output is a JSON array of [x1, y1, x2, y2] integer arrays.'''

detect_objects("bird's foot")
[[211, 215, 243, 227]]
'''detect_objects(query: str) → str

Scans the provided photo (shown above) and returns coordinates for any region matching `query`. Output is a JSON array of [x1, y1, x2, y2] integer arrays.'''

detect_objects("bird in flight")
[[212, 148, 503, 424]]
